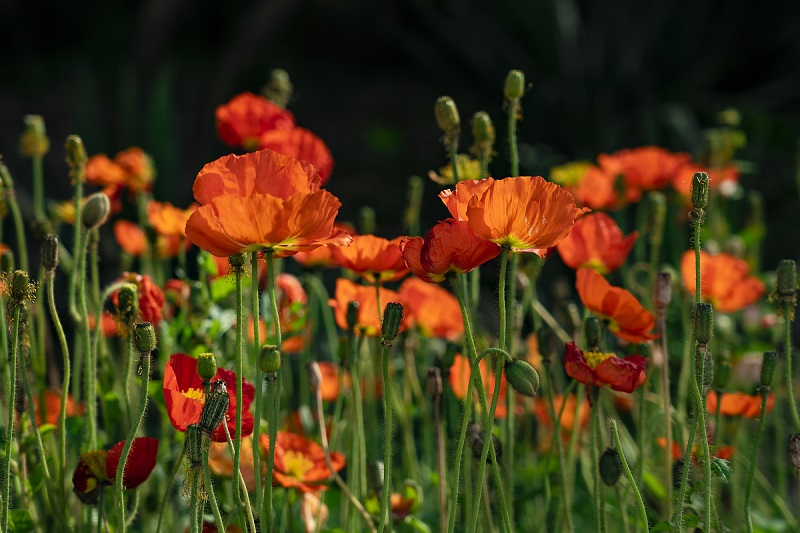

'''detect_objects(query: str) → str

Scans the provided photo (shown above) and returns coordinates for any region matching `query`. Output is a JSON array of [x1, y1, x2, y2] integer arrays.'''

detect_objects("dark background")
[[1, 0, 799, 264]]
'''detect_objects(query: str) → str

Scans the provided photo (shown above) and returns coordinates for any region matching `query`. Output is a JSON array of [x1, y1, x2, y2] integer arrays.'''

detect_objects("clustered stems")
[[785, 299, 800, 431], [251, 251, 263, 507], [609, 419, 648, 530], [1, 307, 21, 533], [590, 388, 606, 533], [543, 365, 574, 533], [264, 249, 283, 532], [232, 259, 247, 526]]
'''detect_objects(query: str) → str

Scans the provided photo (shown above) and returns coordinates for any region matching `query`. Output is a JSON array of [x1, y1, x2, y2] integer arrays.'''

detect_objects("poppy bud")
[[41, 234, 59, 273], [260, 345, 281, 374], [64, 135, 88, 183], [471, 111, 495, 156], [713, 359, 732, 391], [306, 360, 323, 392], [381, 302, 403, 345], [789, 434, 800, 470], [117, 283, 139, 328], [426, 367, 442, 400], [504, 359, 539, 398], [760, 351, 778, 389], [19, 115, 50, 158], [654, 271, 672, 311], [82, 192, 111, 229], [467, 423, 502, 464], [645, 191, 666, 246], [200, 380, 229, 435], [776, 260, 797, 298], [132, 322, 157, 353], [694, 303, 714, 346], [196, 353, 218, 382], [434, 96, 460, 137], [691, 172, 709, 212], [599, 448, 623, 486], [7, 270, 36, 309], [0, 249, 13, 273], [504, 70, 525, 101], [228, 252, 247, 272], [346, 301, 360, 331], [262, 68, 293, 109], [185, 423, 203, 467], [584, 316, 602, 350]]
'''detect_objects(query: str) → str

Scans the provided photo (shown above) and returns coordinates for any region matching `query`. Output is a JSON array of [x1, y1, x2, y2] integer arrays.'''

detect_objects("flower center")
[[551, 162, 591, 187], [283, 450, 314, 480], [183, 387, 205, 402], [584, 351, 616, 370]]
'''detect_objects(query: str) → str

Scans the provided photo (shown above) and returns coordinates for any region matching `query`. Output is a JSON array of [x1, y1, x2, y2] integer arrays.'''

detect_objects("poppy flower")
[[439, 178, 494, 221], [293, 223, 357, 269], [259, 431, 345, 493], [332, 235, 409, 283], [86, 154, 127, 187], [113, 220, 185, 259], [216, 92, 295, 150], [115, 147, 156, 192], [656, 437, 734, 463], [114, 272, 166, 325], [564, 342, 647, 393], [672, 162, 740, 198], [163, 353, 255, 442], [185, 150, 350, 258], [680, 250, 765, 312], [147, 201, 197, 238], [208, 436, 260, 491], [549, 162, 618, 210], [462, 177, 590, 255], [556, 213, 638, 274], [72, 436, 158, 504], [328, 278, 406, 337], [533, 394, 590, 434], [400, 219, 500, 283], [575, 268, 658, 343], [705, 391, 774, 418], [598, 146, 691, 202], [398, 277, 463, 341], [449, 353, 509, 418], [33, 390, 84, 426], [315, 362, 349, 402], [259, 127, 334, 186]]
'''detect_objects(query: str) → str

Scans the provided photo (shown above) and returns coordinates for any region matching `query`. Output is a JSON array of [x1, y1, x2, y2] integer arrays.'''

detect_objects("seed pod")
[[426, 368, 442, 400], [228, 252, 247, 271], [776, 260, 797, 298], [132, 322, 157, 353], [504, 359, 540, 398], [381, 302, 403, 344], [307, 361, 323, 393], [584, 316, 602, 350], [467, 423, 502, 464], [654, 271, 672, 310], [504, 70, 525, 101], [434, 96, 460, 137], [82, 192, 111, 229], [260, 345, 281, 374], [760, 351, 778, 389], [41, 234, 59, 272], [694, 303, 714, 346], [691, 172, 709, 212], [199, 380, 229, 435], [599, 448, 623, 486], [196, 353, 218, 382]]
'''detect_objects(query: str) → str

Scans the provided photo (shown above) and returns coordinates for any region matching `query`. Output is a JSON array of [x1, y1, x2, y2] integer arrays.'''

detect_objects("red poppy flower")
[[328, 278, 406, 337], [73, 437, 158, 504], [463, 177, 590, 255], [598, 146, 691, 202], [449, 353, 509, 419], [400, 219, 500, 283], [163, 353, 255, 442], [398, 277, 463, 341], [706, 391, 774, 418], [216, 92, 295, 150], [680, 250, 765, 312], [332, 235, 409, 283], [550, 162, 618, 210], [115, 272, 167, 325], [564, 342, 647, 393], [33, 390, 84, 426], [259, 127, 334, 186], [656, 437, 734, 463], [672, 162, 740, 198], [556, 213, 638, 274], [259, 431, 345, 493], [575, 268, 658, 343]]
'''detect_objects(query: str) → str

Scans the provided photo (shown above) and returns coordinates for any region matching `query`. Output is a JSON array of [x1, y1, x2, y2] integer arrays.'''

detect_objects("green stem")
[[508, 98, 519, 177], [378, 341, 394, 533], [504, 253, 518, 518], [202, 436, 226, 532], [657, 305, 673, 519], [32, 155, 45, 222], [785, 300, 800, 431], [224, 424, 257, 533], [233, 262, 247, 527], [543, 367, 574, 533], [47, 271, 70, 508], [2, 308, 21, 533], [122, 336, 133, 425], [744, 389, 770, 533], [252, 251, 263, 508], [189, 471, 200, 533], [7, 184, 29, 273], [155, 446, 186, 533], [610, 419, 649, 531], [591, 389, 606, 533], [264, 249, 283, 533], [449, 138, 461, 183]]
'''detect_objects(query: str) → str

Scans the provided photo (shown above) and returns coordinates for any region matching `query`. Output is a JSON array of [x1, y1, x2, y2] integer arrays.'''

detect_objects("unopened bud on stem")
[[760, 351, 778, 389], [132, 322, 157, 353], [504, 70, 525, 101], [694, 303, 714, 346], [41, 234, 59, 273], [584, 316, 602, 350]]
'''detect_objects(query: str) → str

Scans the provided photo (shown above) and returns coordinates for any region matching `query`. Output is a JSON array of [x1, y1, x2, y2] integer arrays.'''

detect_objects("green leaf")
[[402, 516, 432, 533], [651, 521, 673, 532], [9, 509, 35, 533], [711, 457, 732, 483]]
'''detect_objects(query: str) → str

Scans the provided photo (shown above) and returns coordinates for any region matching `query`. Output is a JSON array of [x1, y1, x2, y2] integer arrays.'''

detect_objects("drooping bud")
[[19, 115, 50, 158], [504, 70, 525, 101], [467, 423, 502, 464], [645, 191, 666, 246], [434, 96, 460, 139], [694, 303, 714, 346], [82, 192, 111, 229], [654, 271, 672, 311], [185, 423, 204, 467], [789, 434, 800, 470], [64, 135, 88, 184], [197, 353, 218, 382], [691, 172, 710, 212], [426, 367, 442, 400], [504, 359, 540, 397], [714, 359, 732, 391], [260, 345, 281, 374], [346, 301, 360, 331], [776, 260, 797, 298], [41, 234, 59, 273], [262, 68, 293, 109], [599, 448, 623, 486], [199, 380, 229, 435], [132, 322, 157, 353], [584, 316, 602, 350], [228, 252, 247, 272], [380, 302, 403, 345], [760, 351, 778, 389], [117, 283, 139, 329]]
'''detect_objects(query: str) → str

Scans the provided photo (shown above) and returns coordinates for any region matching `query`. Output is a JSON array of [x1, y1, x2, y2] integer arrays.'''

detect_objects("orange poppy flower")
[[564, 342, 647, 393], [449, 353, 509, 419], [73, 437, 158, 504], [259, 431, 345, 493], [86, 154, 127, 187], [463, 177, 590, 255], [533, 394, 590, 434], [398, 277, 463, 341], [315, 362, 349, 402], [260, 127, 334, 186], [400, 219, 500, 283], [680, 251, 765, 312], [556, 213, 638, 274], [706, 391, 774, 418], [575, 268, 658, 343], [248, 273, 307, 353], [331, 235, 409, 283], [656, 437, 734, 463], [598, 146, 691, 202], [208, 436, 260, 491], [439, 178, 494, 221], [216, 92, 295, 151], [113, 220, 185, 259], [115, 147, 155, 192], [147, 200, 197, 238], [185, 150, 351, 258], [33, 390, 85, 426], [292, 223, 357, 269], [672, 162, 740, 198], [550, 162, 618, 210], [328, 278, 406, 337]]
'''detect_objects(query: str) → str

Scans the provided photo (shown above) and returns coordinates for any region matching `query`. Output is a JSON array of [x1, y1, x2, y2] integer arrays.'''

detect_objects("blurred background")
[[1, 0, 799, 264]]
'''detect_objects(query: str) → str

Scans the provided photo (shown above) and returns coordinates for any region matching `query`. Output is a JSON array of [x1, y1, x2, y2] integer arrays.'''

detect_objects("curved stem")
[[233, 263, 247, 526], [1, 308, 21, 533], [47, 271, 70, 507], [610, 419, 649, 531], [508, 99, 519, 178], [543, 367, 574, 533], [744, 389, 770, 532]]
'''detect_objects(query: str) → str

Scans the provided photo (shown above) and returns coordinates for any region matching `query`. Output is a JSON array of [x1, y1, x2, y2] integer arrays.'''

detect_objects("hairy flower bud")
[[694, 303, 714, 346], [599, 448, 623, 486], [434, 96, 460, 138], [467, 423, 502, 464], [584, 316, 602, 350], [82, 192, 111, 229], [19, 115, 50, 158], [6, 270, 36, 310], [691, 172, 710, 212], [196, 353, 218, 382], [471, 111, 495, 159], [760, 351, 778, 389], [132, 322, 157, 353], [260, 345, 281, 374], [426, 367, 443, 400], [64, 135, 88, 183], [504, 359, 539, 397], [41, 234, 59, 273], [228, 252, 247, 272], [117, 283, 139, 329], [185, 423, 203, 467], [200, 380, 229, 435], [776, 260, 797, 298], [504, 70, 525, 101], [381, 302, 403, 345], [789, 434, 800, 470]]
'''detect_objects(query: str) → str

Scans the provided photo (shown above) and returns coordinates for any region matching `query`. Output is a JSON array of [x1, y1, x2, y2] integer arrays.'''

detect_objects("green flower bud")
[[789, 434, 800, 470], [714, 359, 732, 391], [434, 96, 460, 137], [381, 302, 403, 344], [760, 351, 778, 389], [262, 68, 293, 109], [599, 448, 623, 486], [260, 345, 281, 374], [199, 380, 229, 435], [6, 270, 36, 310], [64, 135, 88, 184], [776, 260, 797, 298], [694, 302, 714, 346], [691, 172, 709, 212], [82, 192, 111, 229], [196, 353, 218, 382], [19, 115, 50, 158], [504, 359, 540, 397], [228, 252, 247, 272], [584, 316, 602, 350], [467, 423, 502, 464], [504, 70, 525, 101], [41, 234, 59, 272], [346, 301, 360, 331], [472, 111, 495, 144], [132, 322, 157, 353], [426, 367, 442, 400], [117, 283, 139, 329], [185, 423, 203, 467]]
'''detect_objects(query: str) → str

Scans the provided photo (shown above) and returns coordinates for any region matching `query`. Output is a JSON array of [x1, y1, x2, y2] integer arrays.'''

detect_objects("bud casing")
[[82, 192, 111, 229], [42, 234, 59, 272], [691, 172, 710, 212], [599, 448, 623, 486], [381, 302, 403, 344], [199, 380, 229, 435], [504, 70, 525, 100], [434, 96, 460, 137], [260, 345, 281, 374], [694, 302, 714, 345], [132, 322, 157, 353], [504, 359, 539, 397], [196, 353, 218, 382]]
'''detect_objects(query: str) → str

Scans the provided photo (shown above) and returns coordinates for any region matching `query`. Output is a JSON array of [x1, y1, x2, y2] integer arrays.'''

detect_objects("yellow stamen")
[[584, 351, 616, 370], [183, 387, 205, 402], [283, 450, 314, 479]]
